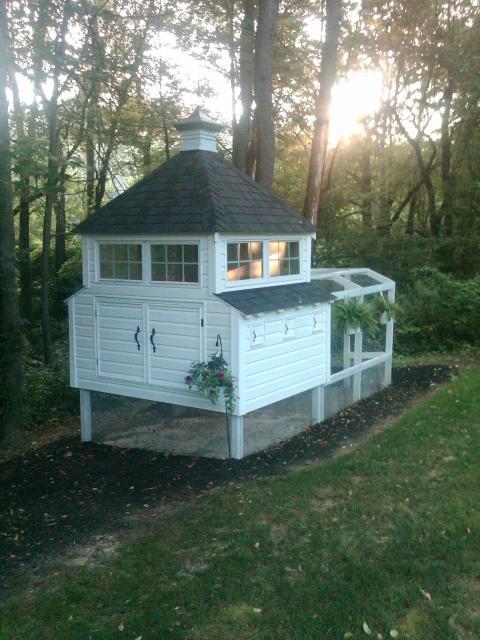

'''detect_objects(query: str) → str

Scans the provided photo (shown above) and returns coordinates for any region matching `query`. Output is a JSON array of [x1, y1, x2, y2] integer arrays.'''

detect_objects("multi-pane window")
[[99, 244, 142, 280], [227, 242, 263, 281], [151, 244, 199, 283], [269, 241, 300, 277]]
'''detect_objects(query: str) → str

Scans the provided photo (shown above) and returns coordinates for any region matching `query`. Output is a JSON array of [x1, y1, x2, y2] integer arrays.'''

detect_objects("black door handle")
[[150, 327, 156, 353], [134, 326, 141, 351]]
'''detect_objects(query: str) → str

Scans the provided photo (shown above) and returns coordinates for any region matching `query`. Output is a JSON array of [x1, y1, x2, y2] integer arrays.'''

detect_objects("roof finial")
[[174, 107, 224, 152]]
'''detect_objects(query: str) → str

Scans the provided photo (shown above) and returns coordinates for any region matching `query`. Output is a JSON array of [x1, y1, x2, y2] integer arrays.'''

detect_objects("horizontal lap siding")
[[243, 305, 328, 413], [72, 293, 96, 385], [205, 299, 231, 363], [70, 286, 233, 406]]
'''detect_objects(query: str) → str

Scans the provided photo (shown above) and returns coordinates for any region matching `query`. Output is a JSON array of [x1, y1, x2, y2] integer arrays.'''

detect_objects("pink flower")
[[216, 370, 225, 379], [185, 375, 193, 383]]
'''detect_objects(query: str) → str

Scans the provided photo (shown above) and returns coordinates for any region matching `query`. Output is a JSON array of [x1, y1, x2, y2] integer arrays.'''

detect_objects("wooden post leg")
[[353, 331, 363, 401], [312, 385, 325, 424], [384, 288, 395, 387], [80, 389, 92, 442], [229, 415, 244, 459], [384, 354, 392, 386]]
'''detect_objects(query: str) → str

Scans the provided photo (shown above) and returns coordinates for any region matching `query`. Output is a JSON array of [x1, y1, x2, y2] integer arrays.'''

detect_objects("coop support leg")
[[80, 389, 92, 442], [230, 415, 244, 459], [312, 385, 325, 424]]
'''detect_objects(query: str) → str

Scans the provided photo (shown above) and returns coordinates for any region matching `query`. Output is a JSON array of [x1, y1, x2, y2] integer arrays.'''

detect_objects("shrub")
[[395, 268, 480, 353], [23, 342, 78, 428]]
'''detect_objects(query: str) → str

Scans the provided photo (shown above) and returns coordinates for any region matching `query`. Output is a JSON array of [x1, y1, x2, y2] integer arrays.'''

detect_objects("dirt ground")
[[0, 365, 454, 595]]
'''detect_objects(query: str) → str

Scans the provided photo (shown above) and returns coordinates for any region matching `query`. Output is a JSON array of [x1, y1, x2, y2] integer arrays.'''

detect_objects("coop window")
[[227, 242, 264, 281], [99, 244, 143, 280], [150, 244, 199, 283], [269, 241, 300, 277]]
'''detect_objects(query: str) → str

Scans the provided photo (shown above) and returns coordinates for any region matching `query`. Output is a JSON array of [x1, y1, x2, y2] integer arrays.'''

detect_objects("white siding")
[[70, 291, 96, 384], [239, 305, 329, 414], [69, 281, 232, 412]]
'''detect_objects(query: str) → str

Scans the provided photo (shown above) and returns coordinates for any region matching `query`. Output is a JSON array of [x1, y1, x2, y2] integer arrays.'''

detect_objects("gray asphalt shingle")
[[215, 281, 337, 315], [73, 150, 315, 235]]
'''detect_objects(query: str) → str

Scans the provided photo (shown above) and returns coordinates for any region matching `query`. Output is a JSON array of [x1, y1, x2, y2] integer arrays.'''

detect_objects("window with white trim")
[[99, 244, 142, 280], [269, 241, 300, 277], [150, 244, 199, 283], [227, 241, 263, 281]]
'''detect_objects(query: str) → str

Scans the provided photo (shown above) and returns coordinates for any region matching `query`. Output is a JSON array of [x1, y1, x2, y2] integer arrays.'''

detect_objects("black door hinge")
[[201, 319, 204, 327]]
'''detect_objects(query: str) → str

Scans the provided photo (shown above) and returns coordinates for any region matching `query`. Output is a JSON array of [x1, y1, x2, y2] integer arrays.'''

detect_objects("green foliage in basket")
[[373, 294, 401, 322], [334, 298, 378, 334], [185, 352, 236, 415]]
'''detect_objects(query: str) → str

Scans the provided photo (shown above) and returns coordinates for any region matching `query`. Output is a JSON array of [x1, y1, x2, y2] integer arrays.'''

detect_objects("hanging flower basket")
[[184, 352, 236, 415], [373, 295, 401, 324], [335, 298, 378, 335], [379, 312, 389, 325], [345, 323, 362, 335]]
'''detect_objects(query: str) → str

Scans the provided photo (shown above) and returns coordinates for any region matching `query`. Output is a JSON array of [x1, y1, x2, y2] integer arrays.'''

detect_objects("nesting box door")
[[146, 304, 203, 389], [95, 300, 145, 383]]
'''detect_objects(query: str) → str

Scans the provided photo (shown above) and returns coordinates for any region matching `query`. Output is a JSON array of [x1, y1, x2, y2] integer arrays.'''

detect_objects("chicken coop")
[[68, 108, 395, 459]]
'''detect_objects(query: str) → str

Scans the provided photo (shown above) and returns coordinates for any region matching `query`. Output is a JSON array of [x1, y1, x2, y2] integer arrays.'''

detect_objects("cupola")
[[174, 106, 223, 152]]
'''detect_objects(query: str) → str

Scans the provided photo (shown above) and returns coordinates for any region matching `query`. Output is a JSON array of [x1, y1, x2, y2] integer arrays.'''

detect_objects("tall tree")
[[232, 0, 256, 170], [254, 0, 279, 189], [0, 0, 23, 442], [303, 0, 342, 228], [40, 0, 71, 364]]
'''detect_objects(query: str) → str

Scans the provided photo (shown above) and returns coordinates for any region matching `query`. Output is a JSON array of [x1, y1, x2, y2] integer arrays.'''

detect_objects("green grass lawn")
[[2, 368, 480, 640]]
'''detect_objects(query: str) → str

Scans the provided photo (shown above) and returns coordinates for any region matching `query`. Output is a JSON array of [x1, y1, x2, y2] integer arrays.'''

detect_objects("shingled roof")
[[73, 150, 315, 235], [215, 280, 337, 315]]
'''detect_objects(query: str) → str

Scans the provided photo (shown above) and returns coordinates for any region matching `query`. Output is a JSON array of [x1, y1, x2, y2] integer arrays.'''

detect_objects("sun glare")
[[328, 72, 383, 146]]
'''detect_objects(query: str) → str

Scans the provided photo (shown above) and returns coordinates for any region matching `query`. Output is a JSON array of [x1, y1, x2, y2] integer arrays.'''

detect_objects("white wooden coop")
[[68, 108, 395, 459]]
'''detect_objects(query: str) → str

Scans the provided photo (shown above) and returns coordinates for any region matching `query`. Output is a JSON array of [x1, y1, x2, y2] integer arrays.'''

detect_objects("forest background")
[[0, 0, 479, 441]]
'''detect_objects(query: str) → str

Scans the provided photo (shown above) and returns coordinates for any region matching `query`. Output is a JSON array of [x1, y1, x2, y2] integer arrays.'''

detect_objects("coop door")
[[146, 304, 202, 389], [95, 300, 145, 382]]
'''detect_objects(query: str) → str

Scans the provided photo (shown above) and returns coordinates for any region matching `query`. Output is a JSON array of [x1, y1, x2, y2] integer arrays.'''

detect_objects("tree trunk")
[[41, 1, 70, 365], [18, 177, 32, 321], [359, 124, 373, 229], [54, 188, 66, 272], [438, 80, 454, 237], [85, 116, 95, 215], [302, 0, 342, 226], [10, 64, 33, 322], [0, 0, 23, 442], [405, 192, 416, 235], [161, 102, 170, 160], [232, 0, 255, 170], [253, 0, 279, 190], [86, 14, 100, 216], [142, 137, 152, 176]]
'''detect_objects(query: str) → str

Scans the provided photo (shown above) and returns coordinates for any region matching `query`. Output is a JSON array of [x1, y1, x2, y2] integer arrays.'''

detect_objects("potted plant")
[[373, 295, 400, 324], [335, 298, 377, 335], [185, 352, 236, 415]]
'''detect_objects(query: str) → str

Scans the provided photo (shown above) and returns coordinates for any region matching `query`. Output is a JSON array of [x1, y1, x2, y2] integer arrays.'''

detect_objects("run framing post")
[[312, 385, 325, 424], [80, 389, 92, 442], [384, 287, 395, 386], [230, 415, 244, 459], [353, 330, 363, 401]]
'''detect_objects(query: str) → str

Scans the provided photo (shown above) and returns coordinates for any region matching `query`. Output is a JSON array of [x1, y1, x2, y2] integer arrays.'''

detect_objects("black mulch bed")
[[0, 365, 454, 591]]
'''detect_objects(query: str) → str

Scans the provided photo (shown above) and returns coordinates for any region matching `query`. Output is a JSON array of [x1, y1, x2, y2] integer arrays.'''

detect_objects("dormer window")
[[151, 243, 199, 283], [227, 242, 263, 281], [99, 243, 142, 280], [269, 241, 300, 277]]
